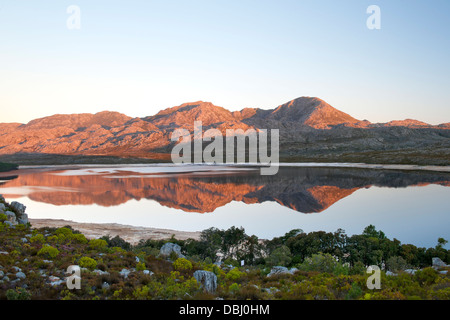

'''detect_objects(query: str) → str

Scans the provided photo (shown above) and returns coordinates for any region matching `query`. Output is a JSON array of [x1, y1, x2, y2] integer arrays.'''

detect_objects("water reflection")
[[0, 166, 449, 214]]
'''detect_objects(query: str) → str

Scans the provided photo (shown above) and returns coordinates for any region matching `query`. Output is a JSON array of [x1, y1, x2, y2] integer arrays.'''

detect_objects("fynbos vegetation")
[[0, 215, 448, 300]]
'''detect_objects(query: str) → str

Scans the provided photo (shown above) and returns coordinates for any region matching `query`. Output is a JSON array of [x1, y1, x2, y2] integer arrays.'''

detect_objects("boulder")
[[5, 211, 17, 224], [193, 270, 217, 293], [267, 266, 298, 277], [10, 201, 26, 215], [159, 242, 185, 259], [0, 203, 6, 212], [432, 257, 448, 268], [15, 272, 26, 280], [119, 268, 131, 278]]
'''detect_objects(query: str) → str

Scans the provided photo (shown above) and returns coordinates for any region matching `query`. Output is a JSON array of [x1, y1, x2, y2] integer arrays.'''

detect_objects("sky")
[[0, 0, 449, 125]]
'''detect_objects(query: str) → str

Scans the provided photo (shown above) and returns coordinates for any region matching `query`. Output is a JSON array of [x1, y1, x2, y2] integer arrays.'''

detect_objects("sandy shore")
[[29, 219, 202, 244]]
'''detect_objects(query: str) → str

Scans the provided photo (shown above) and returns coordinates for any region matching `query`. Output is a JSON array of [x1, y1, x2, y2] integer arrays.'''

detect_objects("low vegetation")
[[0, 219, 448, 300], [0, 162, 18, 172]]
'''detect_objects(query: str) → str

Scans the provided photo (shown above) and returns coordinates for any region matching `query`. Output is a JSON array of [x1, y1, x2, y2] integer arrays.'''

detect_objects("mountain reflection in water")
[[0, 165, 449, 214]]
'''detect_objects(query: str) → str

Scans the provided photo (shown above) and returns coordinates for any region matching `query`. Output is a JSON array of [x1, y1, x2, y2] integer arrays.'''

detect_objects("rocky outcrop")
[[159, 242, 185, 259], [0, 196, 28, 226], [193, 270, 218, 293], [432, 257, 449, 268], [267, 266, 298, 277]]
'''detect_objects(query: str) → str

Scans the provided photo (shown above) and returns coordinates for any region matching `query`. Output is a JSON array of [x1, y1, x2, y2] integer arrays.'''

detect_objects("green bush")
[[30, 234, 45, 244], [0, 213, 7, 222], [37, 245, 59, 259], [386, 256, 409, 272], [298, 253, 339, 273], [6, 288, 31, 300], [173, 258, 193, 271], [79, 256, 98, 270], [226, 268, 245, 281], [136, 261, 146, 271], [54, 227, 73, 237], [72, 233, 88, 244], [88, 239, 108, 251], [414, 267, 438, 286]]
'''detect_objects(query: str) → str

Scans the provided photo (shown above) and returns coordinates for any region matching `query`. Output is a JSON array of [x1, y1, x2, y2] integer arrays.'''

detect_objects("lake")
[[0, 164, 449, 249]]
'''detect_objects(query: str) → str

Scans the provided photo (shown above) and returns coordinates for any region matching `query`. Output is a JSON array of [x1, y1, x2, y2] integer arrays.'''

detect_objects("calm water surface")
[[0, 164, 449, 248]]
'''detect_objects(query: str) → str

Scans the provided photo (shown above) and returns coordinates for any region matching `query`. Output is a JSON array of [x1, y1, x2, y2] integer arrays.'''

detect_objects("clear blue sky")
[[1, 0, 449, 124]]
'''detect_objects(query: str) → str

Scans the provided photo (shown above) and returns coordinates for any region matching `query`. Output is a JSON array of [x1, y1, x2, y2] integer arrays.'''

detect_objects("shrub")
[[386, 256, 409, 272], [298, 253, 338, 273], [88, 239, 108, 251], [0, 213, 7, 222], [226, 268, 245, 281], [228, 283, 241, 295], [37, 245, 59, 259], [30, 234, 45, 244], [173, 258, 193, 271], [72, 233, 88, 244], [6, 288, 31, 300], [346, 282, 363, 300], [55, 227, 73, 237], [79, 256, 98, 270], [136, 262, 147, 271], [414, 267, 438, 286]]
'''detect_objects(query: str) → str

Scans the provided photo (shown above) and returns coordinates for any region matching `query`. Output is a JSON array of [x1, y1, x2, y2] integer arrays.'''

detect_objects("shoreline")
[[29, 219, 202, 244], [14, 161, 450, 173]]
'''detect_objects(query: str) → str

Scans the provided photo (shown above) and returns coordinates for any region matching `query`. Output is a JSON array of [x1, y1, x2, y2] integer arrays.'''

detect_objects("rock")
[[3, 221, 14, 228], [432, 257, 448, 268], [15, 272, 26, 279], [92, 269, 110, 276], [386, 271, 397, 276], [0, 270, 4, 278], [0, 252, 8, 255], [102, 282, 110, 289], [119, 268, 131, 278], [0, 203, 6, 211], [404, 269, 417, 275], [439, 270, 448, 275], [5, 211, 17, 225], [159, 242, 185, 259], [267, 266, 298, 277], [12, 266, 21, 272], [48, 276, 64, 286], [193, 270, 217, 293], [17, 213, 28, 225], [10, 201, 26, 214], [21, 238, 28, 243], [143, 270, 154, 276]]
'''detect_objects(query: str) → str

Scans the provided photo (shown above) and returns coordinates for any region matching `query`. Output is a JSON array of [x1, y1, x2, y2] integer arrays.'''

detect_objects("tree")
[[362, 225, 386, 240], [265, 245, 292, 267]]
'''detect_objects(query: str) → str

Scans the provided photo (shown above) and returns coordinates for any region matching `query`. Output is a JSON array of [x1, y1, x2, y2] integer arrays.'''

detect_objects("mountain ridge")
[[0, 96, 449, 165]]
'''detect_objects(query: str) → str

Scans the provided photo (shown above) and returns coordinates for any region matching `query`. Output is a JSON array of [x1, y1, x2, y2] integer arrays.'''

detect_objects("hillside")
[[0, 97, 449, 165]]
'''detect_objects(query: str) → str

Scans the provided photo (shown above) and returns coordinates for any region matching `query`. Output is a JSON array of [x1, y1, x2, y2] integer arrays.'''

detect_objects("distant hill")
[[0, 96, 449, 165]]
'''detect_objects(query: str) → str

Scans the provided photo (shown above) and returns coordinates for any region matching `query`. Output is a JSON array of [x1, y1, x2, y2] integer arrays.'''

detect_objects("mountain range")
[[1, 97, 449, 165]]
